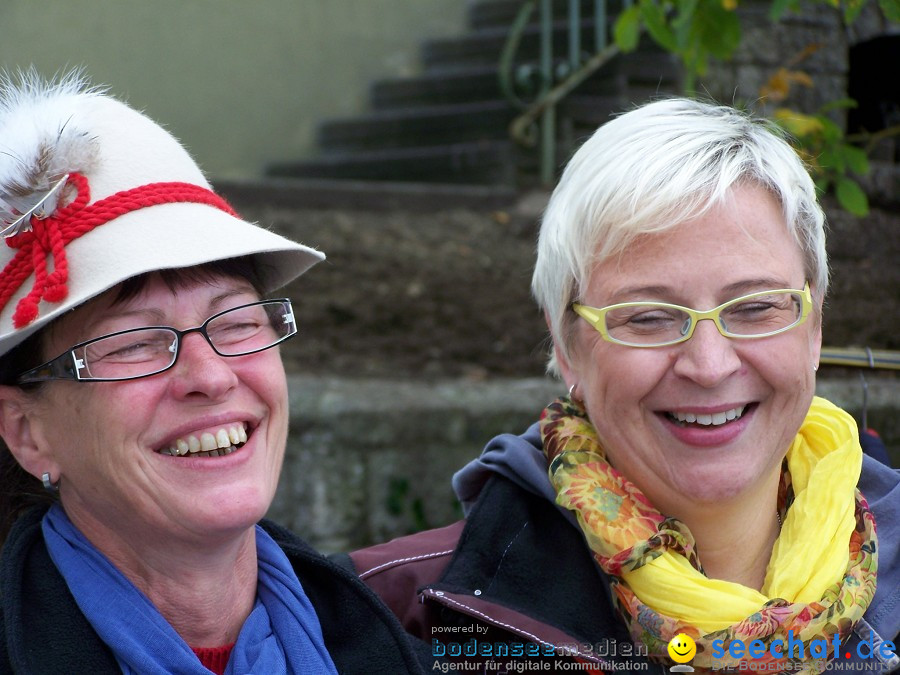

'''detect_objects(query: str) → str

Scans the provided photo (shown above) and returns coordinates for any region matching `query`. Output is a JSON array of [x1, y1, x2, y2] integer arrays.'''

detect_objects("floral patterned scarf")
[[540, 395, 877, 673]]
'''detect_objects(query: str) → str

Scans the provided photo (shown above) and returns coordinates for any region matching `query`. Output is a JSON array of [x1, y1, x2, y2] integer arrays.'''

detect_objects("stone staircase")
[[267, 0, 680, 187]]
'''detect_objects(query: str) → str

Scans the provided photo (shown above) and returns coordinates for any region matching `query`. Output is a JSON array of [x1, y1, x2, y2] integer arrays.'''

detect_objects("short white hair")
[[532, 97, 828, 374]]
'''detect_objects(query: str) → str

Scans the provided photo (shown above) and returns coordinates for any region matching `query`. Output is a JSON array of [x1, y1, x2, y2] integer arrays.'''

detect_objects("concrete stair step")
[[317, 100, 516, 152], [215, 176, 518, 212], [370, 63, 639, 110], [559, 94, 625, 127], [266, 140, 518, 185], [269, 0, 683, 188], [422, 19, 606, 70], [371, 65, 503, 108], [467, 0, 611, 30], [466, 0, 635, 29]]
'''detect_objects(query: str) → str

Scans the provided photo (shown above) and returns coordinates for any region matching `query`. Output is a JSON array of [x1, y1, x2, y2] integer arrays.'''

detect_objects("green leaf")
[[880, 0, 900, 21], [671, 0, 700, 31], [819, 116, 843, 142], [841, 145, 870, 175], [819, 97, 858, 114], [819, 147, 844, 172], [640, 0, 678, 51], [671, 0, 699, 50], [835, 177, 868, 216], [843, 0, 867, 23], [694, 1, 741, 59], [769, 0, 796, 20], [614, 6, 642, 52]]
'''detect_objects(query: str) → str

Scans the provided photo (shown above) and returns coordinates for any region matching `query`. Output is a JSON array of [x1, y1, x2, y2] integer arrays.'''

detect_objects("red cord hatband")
[[0, 173, 238, 328]]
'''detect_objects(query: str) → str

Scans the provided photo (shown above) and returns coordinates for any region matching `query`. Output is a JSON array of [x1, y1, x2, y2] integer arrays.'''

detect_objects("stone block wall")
[[269, 375, 898, 553]]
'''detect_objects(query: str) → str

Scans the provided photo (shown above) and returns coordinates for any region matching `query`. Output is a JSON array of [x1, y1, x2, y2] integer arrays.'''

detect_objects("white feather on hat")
[[0, 70, 100, 215]]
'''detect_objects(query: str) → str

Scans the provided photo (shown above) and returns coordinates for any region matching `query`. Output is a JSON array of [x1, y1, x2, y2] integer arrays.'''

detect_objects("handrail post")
[[568, 0, 581, 70], [595, 0, 607, 51], [540, 0, 555, 186]]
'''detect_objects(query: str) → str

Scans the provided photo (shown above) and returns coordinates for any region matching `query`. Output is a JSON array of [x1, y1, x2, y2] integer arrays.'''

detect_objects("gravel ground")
[[240, 194, 899, 380]]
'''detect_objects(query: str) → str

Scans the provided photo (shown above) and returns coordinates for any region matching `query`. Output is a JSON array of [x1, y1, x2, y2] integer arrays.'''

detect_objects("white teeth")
[[159, 424, 250, 456], [670, 406, 746, 426], [215, 429, 231, 449]]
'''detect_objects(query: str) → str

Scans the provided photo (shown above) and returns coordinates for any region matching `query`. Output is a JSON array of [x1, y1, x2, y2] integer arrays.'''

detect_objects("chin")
[[670, 465, 769, 507], [194, 486, 275, 532]]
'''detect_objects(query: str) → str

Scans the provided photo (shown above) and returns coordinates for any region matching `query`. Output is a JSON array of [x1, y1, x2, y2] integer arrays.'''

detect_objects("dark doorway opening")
[[847, 34, 900, 161]]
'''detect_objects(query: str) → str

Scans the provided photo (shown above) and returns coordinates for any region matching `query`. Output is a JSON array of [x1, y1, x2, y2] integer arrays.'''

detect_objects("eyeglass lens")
[[73, 301, 294, 380], [604, 291, 804, 346]]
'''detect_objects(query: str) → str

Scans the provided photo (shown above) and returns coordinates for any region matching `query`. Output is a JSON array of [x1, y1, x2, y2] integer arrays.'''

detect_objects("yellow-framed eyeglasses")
[[571, 282, 813, 348]]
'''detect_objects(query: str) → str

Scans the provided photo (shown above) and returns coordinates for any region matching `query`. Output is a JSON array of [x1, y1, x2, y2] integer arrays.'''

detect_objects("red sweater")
[[192, 644, 234, 675]]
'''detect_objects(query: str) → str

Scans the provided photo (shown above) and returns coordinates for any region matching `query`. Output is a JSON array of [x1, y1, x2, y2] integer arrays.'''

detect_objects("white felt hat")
[[0, 73, 323, 357]]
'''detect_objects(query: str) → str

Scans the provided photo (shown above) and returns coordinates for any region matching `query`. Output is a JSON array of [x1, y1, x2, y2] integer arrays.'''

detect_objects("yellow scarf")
[[541, 395, 878, 671]]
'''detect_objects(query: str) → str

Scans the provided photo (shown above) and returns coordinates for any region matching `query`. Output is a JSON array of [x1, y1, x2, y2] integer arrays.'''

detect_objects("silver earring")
[[813, 363, 819, 372], [41, 472, 59, 494], [568, 383, 576, 398]]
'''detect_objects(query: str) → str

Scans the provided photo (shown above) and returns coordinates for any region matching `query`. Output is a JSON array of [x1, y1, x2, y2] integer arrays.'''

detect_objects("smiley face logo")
[[667, 634, 696, 664]]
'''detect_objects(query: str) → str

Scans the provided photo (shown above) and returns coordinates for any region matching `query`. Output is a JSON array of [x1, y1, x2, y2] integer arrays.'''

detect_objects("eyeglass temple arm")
[[17, 352, 80, 384]]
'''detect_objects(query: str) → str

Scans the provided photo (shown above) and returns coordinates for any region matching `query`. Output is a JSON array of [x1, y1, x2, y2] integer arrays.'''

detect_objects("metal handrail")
[[820, 347, 900, 371], [498, 0, 631, 185]]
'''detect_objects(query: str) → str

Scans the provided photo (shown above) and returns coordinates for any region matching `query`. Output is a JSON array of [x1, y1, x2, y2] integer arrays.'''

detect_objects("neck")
[[134, 536, 258, 647], [66, 509, 258, 646], [665, 475, 782, 590]]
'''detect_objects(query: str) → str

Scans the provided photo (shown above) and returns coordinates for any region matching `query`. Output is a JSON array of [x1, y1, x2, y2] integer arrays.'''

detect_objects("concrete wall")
[[0, 0, 467, 179], [272, 375, 899, 553]]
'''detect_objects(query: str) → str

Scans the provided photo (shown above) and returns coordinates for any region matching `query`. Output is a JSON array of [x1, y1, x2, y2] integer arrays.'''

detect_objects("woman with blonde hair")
[[349, 98, 899, 673]]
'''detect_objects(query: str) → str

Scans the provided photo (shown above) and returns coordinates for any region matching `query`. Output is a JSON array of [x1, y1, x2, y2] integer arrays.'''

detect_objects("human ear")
[[810, 290, 824, 370], [0, 386, 58, 481], [546, 310, 579, 392]]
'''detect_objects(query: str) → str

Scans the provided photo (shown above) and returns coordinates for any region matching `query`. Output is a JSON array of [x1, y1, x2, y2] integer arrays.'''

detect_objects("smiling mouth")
[[665, 404, 751, 428], [157, 423, 250, 457]]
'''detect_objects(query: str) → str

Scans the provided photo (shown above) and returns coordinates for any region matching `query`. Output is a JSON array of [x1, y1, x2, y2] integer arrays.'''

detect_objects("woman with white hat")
[[0, 73, 428, 674]]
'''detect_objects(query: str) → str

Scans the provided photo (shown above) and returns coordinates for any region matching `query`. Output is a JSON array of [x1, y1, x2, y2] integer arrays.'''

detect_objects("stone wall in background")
[[269, 375, 898, 553], [700, 0, 893, 115]]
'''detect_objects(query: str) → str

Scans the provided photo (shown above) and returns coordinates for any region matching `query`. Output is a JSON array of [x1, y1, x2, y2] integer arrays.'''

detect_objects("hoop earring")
[[41, 472, 59, 494], [567, 383, 581, 403]]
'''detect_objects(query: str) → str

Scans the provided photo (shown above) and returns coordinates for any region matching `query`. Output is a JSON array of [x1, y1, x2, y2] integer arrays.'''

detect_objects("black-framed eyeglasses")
[[17, 299, 297, 383]]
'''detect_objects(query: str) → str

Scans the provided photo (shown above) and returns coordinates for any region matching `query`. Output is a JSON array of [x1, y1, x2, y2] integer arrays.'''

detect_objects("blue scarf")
[[42, 504, 338, 675]]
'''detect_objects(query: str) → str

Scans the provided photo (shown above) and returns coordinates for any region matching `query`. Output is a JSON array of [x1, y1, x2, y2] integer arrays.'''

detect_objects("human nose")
[[167, 330, 238, 400], [671, 318, 741, 387]]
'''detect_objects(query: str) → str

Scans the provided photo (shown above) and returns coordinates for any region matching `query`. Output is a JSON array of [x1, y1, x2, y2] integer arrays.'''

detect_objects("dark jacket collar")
[[433, 473, 659, 667]]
